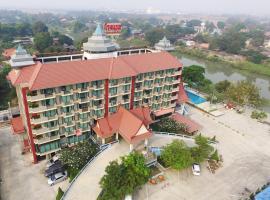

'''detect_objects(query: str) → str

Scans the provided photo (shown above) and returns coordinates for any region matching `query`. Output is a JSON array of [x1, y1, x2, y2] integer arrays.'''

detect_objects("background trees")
[[32, 21, 48, 35], [99, 152, 150, 200], [34, 32, 53, 52]]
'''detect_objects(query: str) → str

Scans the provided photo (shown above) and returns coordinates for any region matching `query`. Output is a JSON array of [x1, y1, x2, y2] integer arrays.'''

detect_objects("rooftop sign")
[[103, 23, 122, 36]]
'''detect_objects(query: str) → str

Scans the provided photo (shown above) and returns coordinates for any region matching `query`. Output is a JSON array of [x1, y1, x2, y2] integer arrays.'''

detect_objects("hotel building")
[[7, 24, 187, 163]]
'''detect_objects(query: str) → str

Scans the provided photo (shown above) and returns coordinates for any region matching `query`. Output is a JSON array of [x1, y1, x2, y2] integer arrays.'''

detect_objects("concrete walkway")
[[64, 141, 130, 200]]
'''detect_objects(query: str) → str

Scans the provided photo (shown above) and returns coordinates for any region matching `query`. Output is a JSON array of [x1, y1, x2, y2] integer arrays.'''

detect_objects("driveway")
[[0, 127, 68, 200], [134, 108, 270, 200]]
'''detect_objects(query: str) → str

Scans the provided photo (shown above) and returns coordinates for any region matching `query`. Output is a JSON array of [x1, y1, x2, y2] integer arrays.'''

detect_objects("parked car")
[[45, 161, 65, 177], [46, 156, 60, 169], [192, 163, 200, 176], [47, 171, 68, 186]]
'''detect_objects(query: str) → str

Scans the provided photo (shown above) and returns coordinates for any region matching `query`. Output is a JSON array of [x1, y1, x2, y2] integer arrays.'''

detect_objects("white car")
[[192, 163, 201, 176], [47, 171, 68, 186]]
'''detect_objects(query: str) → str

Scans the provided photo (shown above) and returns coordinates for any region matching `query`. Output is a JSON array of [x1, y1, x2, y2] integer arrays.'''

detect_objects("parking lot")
[[0, 127, 68, 200], [134, 108, 270, 200]]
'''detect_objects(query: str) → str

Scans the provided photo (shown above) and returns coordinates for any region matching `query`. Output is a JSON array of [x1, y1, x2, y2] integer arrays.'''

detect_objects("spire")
[[93, 23, 104, 36], [16, 44, 27, 55]]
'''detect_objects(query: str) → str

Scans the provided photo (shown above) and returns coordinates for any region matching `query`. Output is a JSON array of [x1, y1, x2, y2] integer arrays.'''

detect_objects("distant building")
[[185, 40, 196, 47], [155, 36, 175, 51], [83, 23, 120, 60], [13, 37, 33, 46], [9, 45, 35, 68]]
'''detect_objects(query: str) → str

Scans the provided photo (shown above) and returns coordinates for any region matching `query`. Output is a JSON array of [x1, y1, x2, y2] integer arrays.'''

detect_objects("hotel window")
[[39, 141, 59, 153], [43, 109, 57, 118], [80, 113, 88, 120], [109, 87, 117, 96], [109, 107, 117, 113], [134, 92, 142, 97], [154, 87, 162, 93], [43, 120, 58, 128], [144, 80, 153, 87], [61, 95, 72, 104], [124, 103, 130, 110], [65, 126, 74, 133], [91, 80, 103, 88], [122, 85, 130, 93], [61, 85, 72, 92], [122, 77, 131, 83], [76, 82, 88, 89], [109, 97, 117, 105], [64, 116, 74, 124], [136, 74, 143, 81], [78, 92, 88, 99], [41, 88, 54, 95], [42, 98, 55, 106], [92, 90, 103, 98], [110, 79, 118, 86], [62, 106, 74, 113]]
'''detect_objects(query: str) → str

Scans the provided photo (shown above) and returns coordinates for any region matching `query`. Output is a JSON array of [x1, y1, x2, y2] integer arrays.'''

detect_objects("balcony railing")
[[34, 135, 60, 144], [32, 126, 59, 136], [62, 111, 75, 118], [31, 115, 58, 124], [91, 84, 104, 90], [78, 107, 90, 113], [92, 104, 104, 110], [27, 93, 55, 102], [29, 104, 57, 113], [91, 95, 104, 100]]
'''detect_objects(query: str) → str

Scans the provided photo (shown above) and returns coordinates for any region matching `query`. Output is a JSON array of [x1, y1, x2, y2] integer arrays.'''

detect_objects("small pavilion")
[[92, 106, 153, 151], [155, 36, 175, 51]]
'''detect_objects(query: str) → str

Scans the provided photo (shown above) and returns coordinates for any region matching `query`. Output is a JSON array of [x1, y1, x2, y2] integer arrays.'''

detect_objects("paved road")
[[135, 108, 270, 200], [0, 127, 62, 200]]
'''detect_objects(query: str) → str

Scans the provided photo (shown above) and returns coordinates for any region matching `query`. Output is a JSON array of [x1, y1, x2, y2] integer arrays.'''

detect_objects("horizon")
[[0, 0, 270, 16]]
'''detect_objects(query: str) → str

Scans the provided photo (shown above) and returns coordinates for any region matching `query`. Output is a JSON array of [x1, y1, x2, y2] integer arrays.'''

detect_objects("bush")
[[251, 110, 267, 121], [56, 187, 64, 200], [210, 150, 220, 162], [150, 118, 189, 135], [67, 167, 80, 182]]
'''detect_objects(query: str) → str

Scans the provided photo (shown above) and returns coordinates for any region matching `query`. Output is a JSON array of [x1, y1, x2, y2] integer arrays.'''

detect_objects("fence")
[[61, 140, 119, 200], [153, 131, 194, 140]]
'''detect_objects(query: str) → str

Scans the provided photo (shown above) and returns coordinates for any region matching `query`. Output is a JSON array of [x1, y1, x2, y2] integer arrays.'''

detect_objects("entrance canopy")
[[92, 106, 152, 144]]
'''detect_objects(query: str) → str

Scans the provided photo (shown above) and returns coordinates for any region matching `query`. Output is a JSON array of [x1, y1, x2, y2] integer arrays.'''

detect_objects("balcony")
[[91, 95, 104, 100], [61, 101, 75, 107], [136, 78, 143, 83], [62, 111, 75, 118], [121, 99, 130, 104], [171, 94, 178, 100], [77, 87, 89, 93], [173, 71, 182, 76], [31, 115, 58, 124], [78, 107, 91, 113], [36, 147, 61, 156], [62, 121, 76, 127], [80, 117, 90, 123], [145, 76, 155, 81], [170, 102, 177, 108], [143, 93, 152, 98], [81, 126, 91, 132], [153, 91, 163, 96], [91, 84, 104, 90], [144, 85, 153, 90], [92, 104, 104, 110], [135, 87, 143, 91], [93, 112, 105, 119], [27, 93, 55, 102], [154, 82, 163, 87], [65, 131, 76, 137], [77, 97, 89, 104], [109, 101, 117, 107], [34, 135, 60, 145], [155, 73, 165, 78], [134, 96, 142, 101], [59, 90, 74, 96], [29, 104, 57, 113], [32, 125, 59, 136]]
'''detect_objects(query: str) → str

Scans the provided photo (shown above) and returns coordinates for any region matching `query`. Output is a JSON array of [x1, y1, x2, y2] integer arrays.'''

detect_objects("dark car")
[[44, 161, 66, 177]]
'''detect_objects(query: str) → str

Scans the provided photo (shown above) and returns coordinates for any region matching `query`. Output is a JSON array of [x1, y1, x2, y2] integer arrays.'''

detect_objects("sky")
[[0, 0, 269, 16]]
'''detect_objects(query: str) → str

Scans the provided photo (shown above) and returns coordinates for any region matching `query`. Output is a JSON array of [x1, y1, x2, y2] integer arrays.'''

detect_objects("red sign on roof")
[[104, 23, 122, 36]]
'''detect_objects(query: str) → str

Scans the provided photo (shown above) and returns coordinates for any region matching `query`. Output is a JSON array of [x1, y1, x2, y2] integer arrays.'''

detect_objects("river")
[[178, 54, 270, 112]]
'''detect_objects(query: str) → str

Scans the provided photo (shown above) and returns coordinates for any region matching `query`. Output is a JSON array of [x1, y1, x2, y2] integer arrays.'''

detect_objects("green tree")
[[225, 80, 262, 107], [186, 19, 202, 27], [56, 187, 64, 200], [32, 21, 48, 35], [191, 135, 213, 163], [161, 140, 193, 170], [34, 32, 53, 52], [72, 21, 86, 33], [145, 28, 165, 46], [58, 35, 73, 45], [182, 65, 205, 85], [59, 141, 98, 170], [151, 118, 188, 135], [215, 80, 231, 93], [99, 152, 150, 200], [217, 21, 226, 29]]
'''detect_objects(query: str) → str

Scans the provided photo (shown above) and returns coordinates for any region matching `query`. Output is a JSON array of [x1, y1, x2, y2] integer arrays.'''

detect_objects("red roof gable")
[[8, 51, 182, 90], [178, 83, 189, 103], [171, 113, 201, 133], [10, 117, 25, 134], [93, 106, 153, 144]]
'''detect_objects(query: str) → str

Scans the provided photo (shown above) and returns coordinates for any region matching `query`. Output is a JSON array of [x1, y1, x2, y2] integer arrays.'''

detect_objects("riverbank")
[[172, 47, 270, 77]]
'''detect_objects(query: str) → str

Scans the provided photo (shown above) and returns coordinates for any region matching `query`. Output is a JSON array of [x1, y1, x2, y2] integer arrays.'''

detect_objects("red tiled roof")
[[130, 107, 153, 126], [10, 117, 25, 134], [171, 113, 201, 133], [178, 83, 189, 103], [153, 108, 174, 117], [2, 48, 16, 58], [8, 51, 182, 90], [93, 106, 153, 144]]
